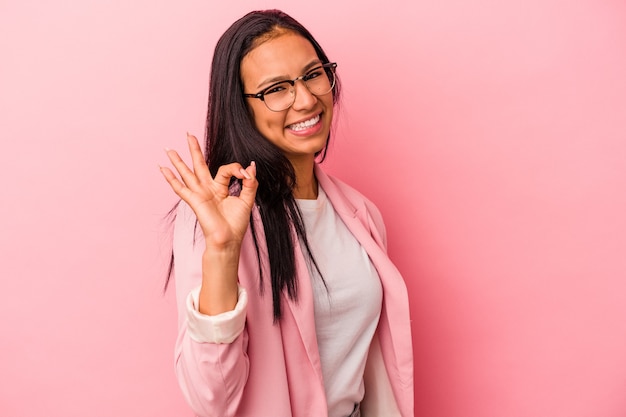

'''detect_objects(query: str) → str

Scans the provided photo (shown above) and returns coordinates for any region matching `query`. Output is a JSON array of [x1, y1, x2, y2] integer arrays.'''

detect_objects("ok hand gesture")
[[160, 133, 258, 251]]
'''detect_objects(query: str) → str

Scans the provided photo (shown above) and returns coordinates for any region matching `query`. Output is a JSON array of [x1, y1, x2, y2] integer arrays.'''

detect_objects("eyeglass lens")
[[263, 66, 335, 111]]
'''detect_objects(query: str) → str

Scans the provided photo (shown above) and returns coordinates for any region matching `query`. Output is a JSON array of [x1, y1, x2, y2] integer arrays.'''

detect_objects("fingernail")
[[164, 147, 171, 152], [240, 168, 252, 180]]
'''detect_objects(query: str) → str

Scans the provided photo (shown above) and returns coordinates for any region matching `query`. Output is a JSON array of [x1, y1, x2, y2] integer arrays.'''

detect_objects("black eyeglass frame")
[[243, 62, 338, 110]]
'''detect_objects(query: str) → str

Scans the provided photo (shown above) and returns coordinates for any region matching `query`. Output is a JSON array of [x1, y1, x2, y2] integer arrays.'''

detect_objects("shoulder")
[[174, 200, 197, 230], [316, 166, 387, 242], [173, 201, 204, 248], [331, 174, 381, 210], [318, 167, 381, 211]]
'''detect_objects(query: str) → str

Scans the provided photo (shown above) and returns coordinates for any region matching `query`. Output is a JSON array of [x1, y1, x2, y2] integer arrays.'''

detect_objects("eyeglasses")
[[243, 62, 337, 112]]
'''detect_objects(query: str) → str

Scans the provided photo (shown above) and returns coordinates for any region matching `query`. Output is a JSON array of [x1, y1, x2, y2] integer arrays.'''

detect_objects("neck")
[[291, 158, 318, 200]]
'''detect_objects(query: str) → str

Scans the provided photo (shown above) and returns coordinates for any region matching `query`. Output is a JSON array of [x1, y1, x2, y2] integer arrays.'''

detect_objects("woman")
[[160, 9, 413, 417]]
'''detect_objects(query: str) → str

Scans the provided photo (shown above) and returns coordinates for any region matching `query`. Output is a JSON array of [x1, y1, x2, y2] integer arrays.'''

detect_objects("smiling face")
[[241, 31, 334, 169]]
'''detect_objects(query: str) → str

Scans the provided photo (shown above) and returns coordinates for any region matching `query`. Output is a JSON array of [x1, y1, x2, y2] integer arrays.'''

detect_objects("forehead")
[[240, 32, 320, 86]]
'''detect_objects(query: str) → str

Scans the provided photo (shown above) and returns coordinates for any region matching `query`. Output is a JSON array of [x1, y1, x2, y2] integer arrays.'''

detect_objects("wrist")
[[202, 244, 241, 265]]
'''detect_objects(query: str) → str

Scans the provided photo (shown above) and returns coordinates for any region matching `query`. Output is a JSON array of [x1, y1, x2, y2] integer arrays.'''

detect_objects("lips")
[[286, 114, 321, 131]]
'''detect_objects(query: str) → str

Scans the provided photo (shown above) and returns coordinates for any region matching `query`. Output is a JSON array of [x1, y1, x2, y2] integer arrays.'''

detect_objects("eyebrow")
[[255, 59, 323, 89]]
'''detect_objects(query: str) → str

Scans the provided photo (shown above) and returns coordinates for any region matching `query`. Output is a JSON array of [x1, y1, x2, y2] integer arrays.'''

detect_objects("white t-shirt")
[[297, 187, 383, 417]]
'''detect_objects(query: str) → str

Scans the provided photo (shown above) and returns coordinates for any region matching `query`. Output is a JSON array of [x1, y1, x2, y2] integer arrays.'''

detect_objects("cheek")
[[323, 98, 334, 122], [256, 112, 282, 130], [248, 104, 271, 130], [249, 107, 285, 141]]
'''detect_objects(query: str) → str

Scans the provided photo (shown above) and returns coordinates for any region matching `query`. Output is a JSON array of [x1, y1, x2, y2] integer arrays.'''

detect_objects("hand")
[[160, 133, 258, 251]]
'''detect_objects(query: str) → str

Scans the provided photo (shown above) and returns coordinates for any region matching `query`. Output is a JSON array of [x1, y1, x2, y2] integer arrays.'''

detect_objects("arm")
[[172, 202, 250, 416], [161, 134, 258, 416]]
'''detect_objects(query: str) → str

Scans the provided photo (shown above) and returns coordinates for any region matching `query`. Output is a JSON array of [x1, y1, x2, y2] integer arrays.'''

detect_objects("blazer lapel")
[[316, 166, 413, 392], [283, 227, 325, 384]]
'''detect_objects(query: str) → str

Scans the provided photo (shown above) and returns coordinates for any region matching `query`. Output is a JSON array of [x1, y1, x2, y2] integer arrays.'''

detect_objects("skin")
[[160, 31, 334, 315], [241, 31, 334, 200]]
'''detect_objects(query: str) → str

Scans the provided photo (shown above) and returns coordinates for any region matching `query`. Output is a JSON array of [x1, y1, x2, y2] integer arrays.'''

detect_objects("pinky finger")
[[159, 166, 192, 200]]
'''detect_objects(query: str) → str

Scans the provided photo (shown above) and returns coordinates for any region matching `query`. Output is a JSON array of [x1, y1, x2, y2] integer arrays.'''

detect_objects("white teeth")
[[288, 115, 320, 131]]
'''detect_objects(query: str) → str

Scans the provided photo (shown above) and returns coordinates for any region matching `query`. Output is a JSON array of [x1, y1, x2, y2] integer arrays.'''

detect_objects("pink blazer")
[[173, 165, 414, 417]]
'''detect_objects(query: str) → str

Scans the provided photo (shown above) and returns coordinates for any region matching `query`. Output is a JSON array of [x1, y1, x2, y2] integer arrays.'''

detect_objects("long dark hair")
[[166, 10, 341, 321]]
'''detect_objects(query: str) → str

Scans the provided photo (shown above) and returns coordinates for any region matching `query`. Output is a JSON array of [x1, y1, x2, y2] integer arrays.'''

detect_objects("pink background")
[[1, 0, 626, 416]]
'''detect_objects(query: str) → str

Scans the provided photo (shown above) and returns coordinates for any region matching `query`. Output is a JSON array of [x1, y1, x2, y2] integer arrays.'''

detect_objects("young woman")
[[160, 9, 413, 417]]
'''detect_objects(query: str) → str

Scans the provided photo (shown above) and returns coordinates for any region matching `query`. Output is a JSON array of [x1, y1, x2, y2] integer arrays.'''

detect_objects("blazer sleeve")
[[172, 202, 250, 417]]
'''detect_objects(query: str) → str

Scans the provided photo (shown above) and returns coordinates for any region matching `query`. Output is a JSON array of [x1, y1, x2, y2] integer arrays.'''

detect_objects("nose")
[[290, 79, 317, 111]]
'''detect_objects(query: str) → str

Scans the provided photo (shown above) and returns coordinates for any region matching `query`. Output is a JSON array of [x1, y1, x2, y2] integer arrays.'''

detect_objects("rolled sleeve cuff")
[[186, 286, 248, 344]]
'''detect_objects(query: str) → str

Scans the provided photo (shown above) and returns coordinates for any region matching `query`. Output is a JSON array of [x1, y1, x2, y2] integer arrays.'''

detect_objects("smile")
[[287, 114, 320, 131]]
